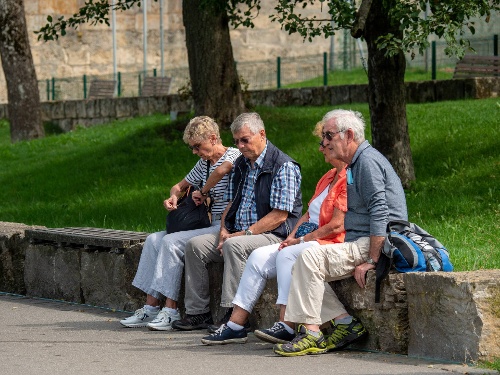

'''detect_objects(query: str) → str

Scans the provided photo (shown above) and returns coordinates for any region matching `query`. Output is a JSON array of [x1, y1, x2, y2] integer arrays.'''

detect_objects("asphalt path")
[[0, 294, 495, 375]]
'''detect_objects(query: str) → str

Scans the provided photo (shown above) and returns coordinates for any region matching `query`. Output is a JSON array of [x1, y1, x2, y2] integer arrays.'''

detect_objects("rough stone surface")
[[332, 271, 409, 354], [405, 270, 500, 363], [81, 246, 143, 311], [0, 222, 44, 294], [24, 244, 81, 302]]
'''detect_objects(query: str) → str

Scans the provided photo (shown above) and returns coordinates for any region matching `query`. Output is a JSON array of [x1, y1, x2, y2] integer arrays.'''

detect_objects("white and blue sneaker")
[[120, 306, 159, 328], [147, 308, 181, 331]]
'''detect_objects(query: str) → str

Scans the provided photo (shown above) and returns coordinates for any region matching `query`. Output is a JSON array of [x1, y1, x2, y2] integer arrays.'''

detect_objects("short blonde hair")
[[312, 120, 324, 138], [183, 116, 221, 144]]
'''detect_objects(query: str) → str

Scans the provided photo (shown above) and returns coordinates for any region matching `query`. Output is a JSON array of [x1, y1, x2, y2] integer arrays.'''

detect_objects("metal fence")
[[6, 35, 500, 104]]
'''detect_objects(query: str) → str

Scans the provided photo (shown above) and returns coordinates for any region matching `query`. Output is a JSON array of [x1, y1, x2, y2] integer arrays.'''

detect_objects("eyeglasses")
[[319, 140, 325, 147], [233, 137, 251, 146], [322, 130, 344, 141], [188, 143, 201, 151]]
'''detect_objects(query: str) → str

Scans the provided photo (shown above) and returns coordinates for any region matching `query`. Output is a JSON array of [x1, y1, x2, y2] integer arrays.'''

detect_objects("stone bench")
[[0, 222, 498, 363]]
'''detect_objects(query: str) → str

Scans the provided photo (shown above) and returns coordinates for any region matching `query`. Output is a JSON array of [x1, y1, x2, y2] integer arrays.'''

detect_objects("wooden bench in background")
[[141, 76, 172, 96], [87, 80, 117, 99], [453, 55, 500, 78]]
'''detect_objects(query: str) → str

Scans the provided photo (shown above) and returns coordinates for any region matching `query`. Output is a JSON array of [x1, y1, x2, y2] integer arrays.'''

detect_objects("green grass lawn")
[[285, 67, 455, 88], [0, 98, 498, 271]]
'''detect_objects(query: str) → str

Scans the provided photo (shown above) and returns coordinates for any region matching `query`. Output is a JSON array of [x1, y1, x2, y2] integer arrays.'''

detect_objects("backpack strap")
[[375, 220, 409, 303], [375, 245, 392, 303]]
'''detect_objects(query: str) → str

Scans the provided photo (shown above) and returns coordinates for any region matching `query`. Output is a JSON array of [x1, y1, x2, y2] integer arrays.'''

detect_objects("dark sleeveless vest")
[[224, 141, 303, 239]]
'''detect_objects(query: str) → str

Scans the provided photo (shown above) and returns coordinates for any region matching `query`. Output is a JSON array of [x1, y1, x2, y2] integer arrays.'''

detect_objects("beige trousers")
[[284, 237, 371, 325]]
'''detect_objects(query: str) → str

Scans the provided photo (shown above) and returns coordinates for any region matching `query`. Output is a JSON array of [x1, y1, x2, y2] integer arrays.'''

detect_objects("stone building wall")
[[0, 1, 335, 103], [0, 1, 498, 103]]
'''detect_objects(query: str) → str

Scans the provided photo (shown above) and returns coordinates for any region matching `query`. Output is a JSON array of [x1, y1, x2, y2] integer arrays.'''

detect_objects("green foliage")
[[230, 0, 500, 59], [35, 0, 145, 41], [0, 99, 498, 270]]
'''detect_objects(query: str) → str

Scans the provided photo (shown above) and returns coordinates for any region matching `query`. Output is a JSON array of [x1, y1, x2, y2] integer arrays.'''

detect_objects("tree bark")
[[0, 0, 44, 142], [363, 1, 415, 188], [182, 0, 246, 128]]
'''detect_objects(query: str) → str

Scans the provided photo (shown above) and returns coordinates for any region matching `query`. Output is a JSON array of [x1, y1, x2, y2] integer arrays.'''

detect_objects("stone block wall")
[[1, 78, 498, 132], [0, 222, 499, 363]]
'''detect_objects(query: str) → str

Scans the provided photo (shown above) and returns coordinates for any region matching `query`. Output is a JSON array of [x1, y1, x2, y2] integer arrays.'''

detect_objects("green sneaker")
[[273, 324, 327, 357], [323, 317, 367, 351]]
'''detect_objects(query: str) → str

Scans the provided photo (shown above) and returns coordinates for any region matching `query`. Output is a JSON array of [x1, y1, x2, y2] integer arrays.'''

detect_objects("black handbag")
[[165, 161, 212, 234]]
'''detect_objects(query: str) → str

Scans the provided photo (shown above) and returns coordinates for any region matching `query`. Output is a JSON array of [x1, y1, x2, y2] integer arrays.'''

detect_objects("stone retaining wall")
[[0, 222, 498, 363], [0, 78, 498, 132]]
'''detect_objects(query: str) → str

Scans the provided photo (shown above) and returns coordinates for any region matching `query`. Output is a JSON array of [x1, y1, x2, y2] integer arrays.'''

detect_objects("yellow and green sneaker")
[[273, 324, 327, 357], [323, 317, 367, 351]]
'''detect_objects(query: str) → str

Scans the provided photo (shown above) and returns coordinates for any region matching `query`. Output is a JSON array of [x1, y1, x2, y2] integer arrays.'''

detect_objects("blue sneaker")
[[201, 324, 248, 345], [254, 322, 296, 344]]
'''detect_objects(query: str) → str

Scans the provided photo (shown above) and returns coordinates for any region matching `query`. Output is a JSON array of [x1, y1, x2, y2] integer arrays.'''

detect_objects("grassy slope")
[[0, 98, 498, 270]]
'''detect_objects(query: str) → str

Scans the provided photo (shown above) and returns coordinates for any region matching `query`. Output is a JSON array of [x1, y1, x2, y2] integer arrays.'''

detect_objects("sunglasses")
[[322, 130, 344, 141], [233, 137, 251, 146], [188, 143, 201, 151]]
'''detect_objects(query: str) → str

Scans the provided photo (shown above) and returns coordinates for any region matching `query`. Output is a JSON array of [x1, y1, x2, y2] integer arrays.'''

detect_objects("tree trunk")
[[363, 1, 415, 188], [182, 0, 246, 128], [0, 0, 44, 142]]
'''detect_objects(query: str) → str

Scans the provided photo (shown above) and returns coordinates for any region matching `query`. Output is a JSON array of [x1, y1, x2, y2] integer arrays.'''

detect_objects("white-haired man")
[[274, 109, 408, 356]]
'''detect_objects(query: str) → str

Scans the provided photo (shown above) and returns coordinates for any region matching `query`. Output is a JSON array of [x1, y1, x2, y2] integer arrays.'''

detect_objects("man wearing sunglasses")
[[172, 112, 303, 335], [273, 109, 408, 357]]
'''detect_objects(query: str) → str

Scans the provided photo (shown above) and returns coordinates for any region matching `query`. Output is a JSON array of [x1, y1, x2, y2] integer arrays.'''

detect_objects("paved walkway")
[[0, 294, 494, 375]]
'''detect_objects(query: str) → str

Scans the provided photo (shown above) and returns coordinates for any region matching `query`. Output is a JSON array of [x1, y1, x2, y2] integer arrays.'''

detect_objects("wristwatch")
[[200, 190, 208, 197], [366, 257, 377, 266], [299, 236, 305, 244], [244, 229, 253, 236]]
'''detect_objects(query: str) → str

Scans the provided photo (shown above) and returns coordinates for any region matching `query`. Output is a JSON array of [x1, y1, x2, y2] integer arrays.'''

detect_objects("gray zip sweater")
[[345, 141, 408, 242]]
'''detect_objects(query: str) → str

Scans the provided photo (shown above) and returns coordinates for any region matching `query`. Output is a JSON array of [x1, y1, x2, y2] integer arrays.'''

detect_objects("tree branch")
[[351, 0, 373, 38]]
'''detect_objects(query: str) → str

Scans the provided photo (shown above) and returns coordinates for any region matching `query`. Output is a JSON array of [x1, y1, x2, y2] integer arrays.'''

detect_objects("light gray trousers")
[[131, 222, 220, 301], [183, 232, 282, 315]]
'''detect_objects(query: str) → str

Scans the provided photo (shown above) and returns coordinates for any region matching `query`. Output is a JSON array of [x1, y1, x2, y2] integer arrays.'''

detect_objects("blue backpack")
[[375, 220, 453, 302]]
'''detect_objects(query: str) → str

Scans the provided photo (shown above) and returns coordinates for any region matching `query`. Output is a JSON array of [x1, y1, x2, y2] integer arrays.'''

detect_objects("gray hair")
[[230, 112, 265, 134], [182, 116, 221, 144], [322, 109, 366, 143]]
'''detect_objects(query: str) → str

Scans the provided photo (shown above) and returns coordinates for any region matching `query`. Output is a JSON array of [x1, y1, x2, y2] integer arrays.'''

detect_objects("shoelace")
[[329, 324, 349, 341], [268, 322, 284, 333], [135, 307, 147, 318], [213, 324, 227, 335]]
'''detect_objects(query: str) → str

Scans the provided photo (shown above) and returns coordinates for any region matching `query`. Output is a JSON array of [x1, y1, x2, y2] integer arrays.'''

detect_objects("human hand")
[[278, 236, 298, 250], [352, 262, 375, 289], [191, 190, 206, 206], [163, 195, 178, 211], [216, 227, 231, 255]]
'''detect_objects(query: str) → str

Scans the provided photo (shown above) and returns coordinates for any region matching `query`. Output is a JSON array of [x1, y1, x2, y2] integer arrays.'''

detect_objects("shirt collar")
[[245, 142, 268, 170], [349, 140, 370, 167]]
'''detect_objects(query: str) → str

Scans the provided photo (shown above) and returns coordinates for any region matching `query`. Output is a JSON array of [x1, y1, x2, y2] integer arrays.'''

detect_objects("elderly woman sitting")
[[120, 116, 240, 330]]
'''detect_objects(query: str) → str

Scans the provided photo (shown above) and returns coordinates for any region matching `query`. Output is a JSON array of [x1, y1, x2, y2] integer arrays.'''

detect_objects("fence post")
[[138, 74, 142, 96], [51, 77, 55, 101], [431, 41, 436, 80], [153, 68, 157, 77], [117, 72, 121, 97], [83, 75, 87, 99], [46, 79, 50, 101], [277, 57, 281, 89], [323, 52, 328, 86], [494, 34, 498, 56]]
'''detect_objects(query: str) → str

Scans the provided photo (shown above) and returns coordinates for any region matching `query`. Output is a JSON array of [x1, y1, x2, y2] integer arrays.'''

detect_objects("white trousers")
[[231, 241, 319, 313]]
